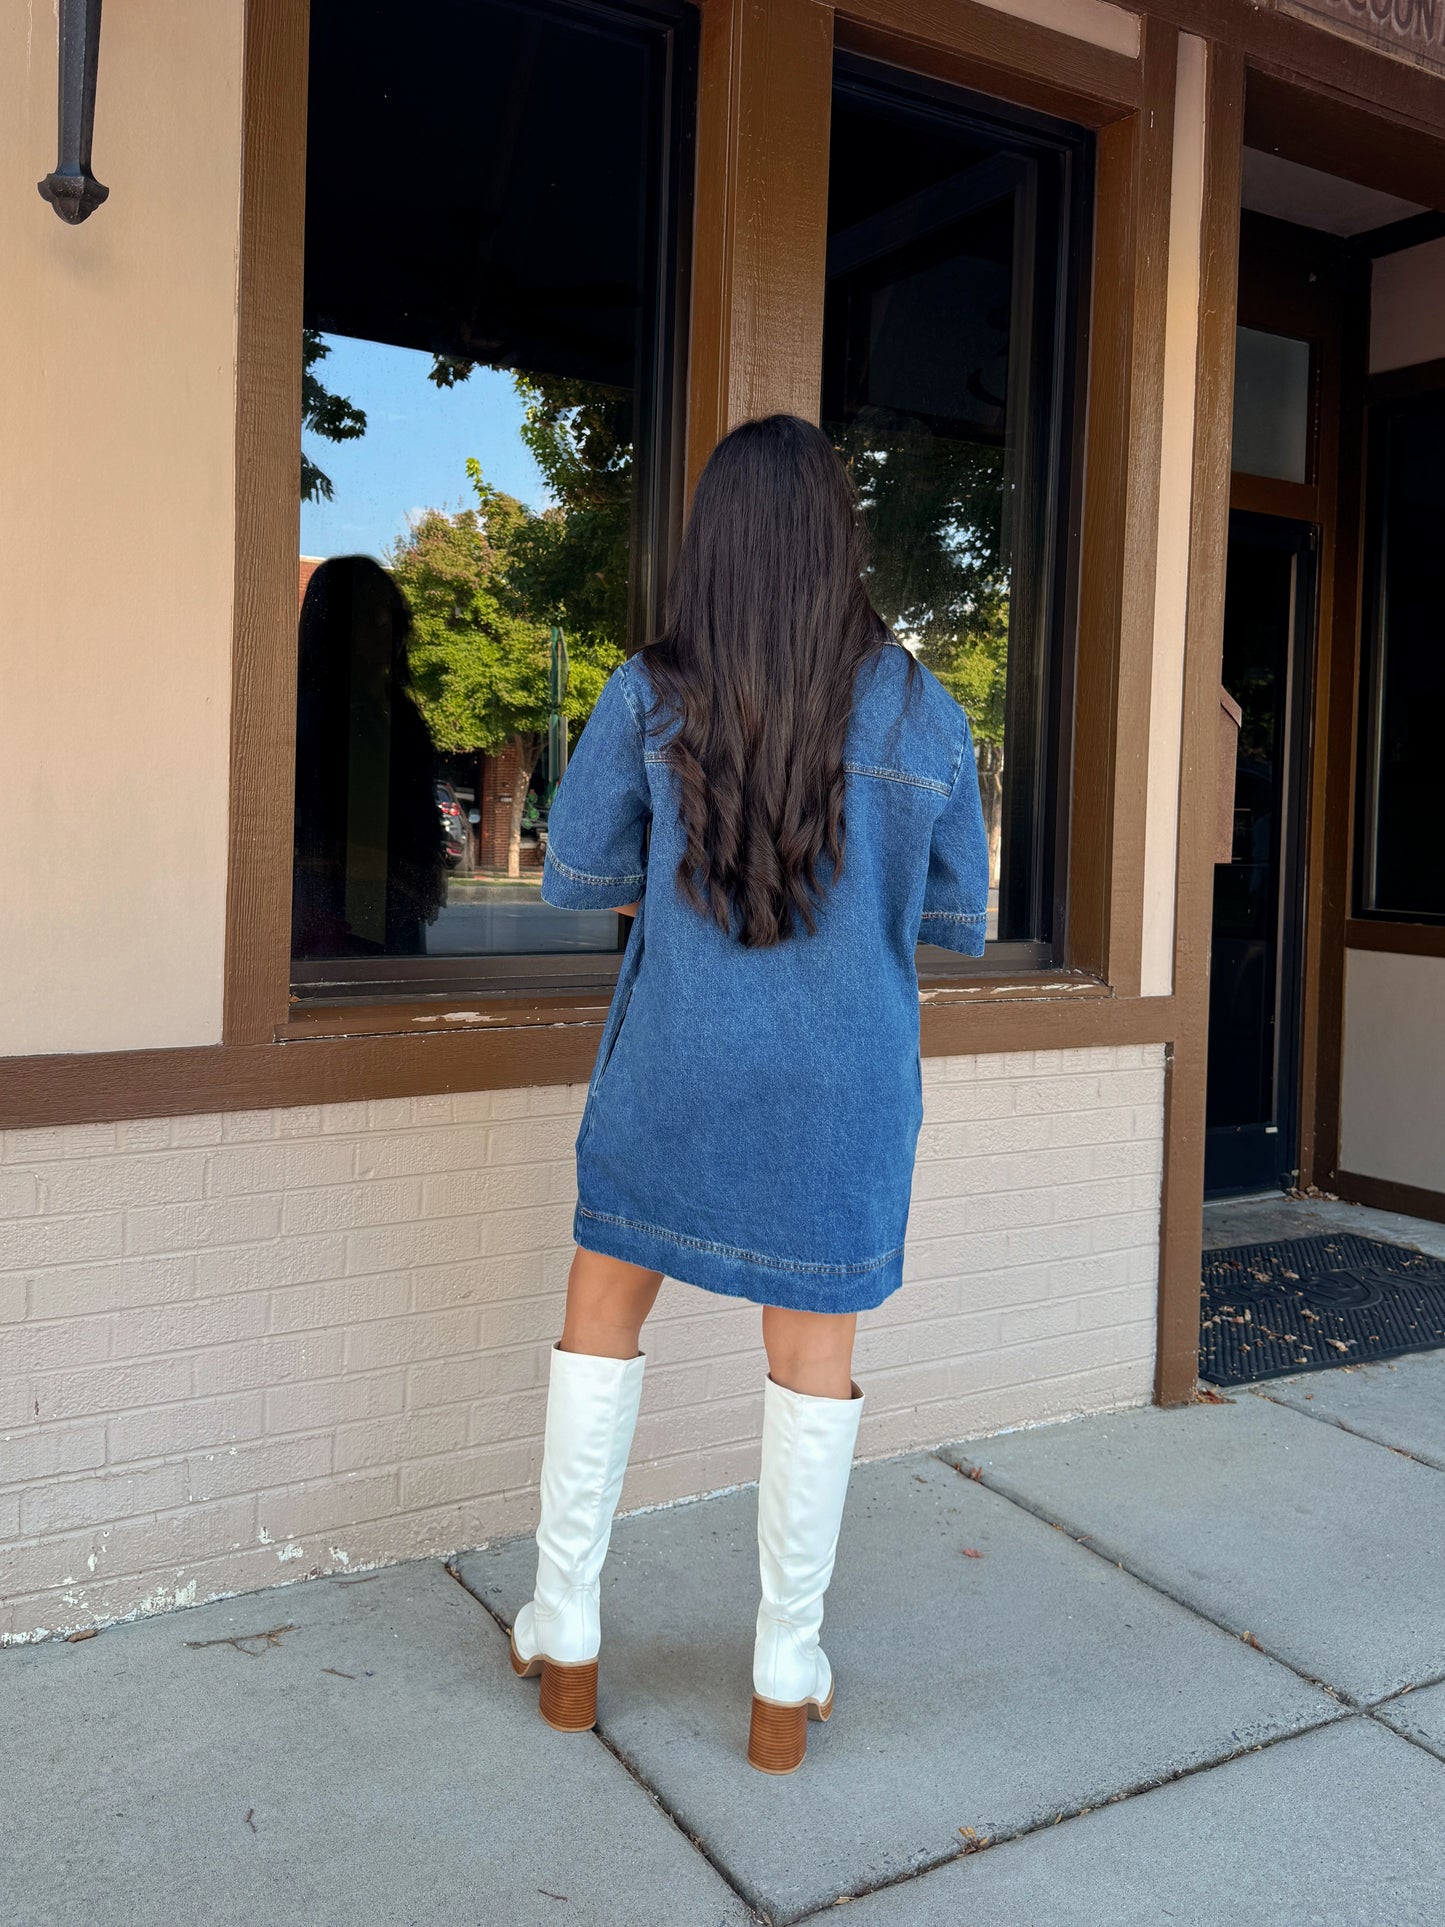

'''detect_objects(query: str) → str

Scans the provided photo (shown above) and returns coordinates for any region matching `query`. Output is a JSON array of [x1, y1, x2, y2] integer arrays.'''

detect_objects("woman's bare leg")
[[761, 1304, 858, 1400], [561, 1245, 664, 1359]]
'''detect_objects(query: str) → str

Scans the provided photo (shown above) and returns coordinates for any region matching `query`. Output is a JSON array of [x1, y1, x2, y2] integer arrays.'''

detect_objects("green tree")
[[301, 329, 367, 504], [388, 485, 551, 877], [387, 444, 632, 874], [832, 413, 1010, 749], [831, 412, 1011, 882]]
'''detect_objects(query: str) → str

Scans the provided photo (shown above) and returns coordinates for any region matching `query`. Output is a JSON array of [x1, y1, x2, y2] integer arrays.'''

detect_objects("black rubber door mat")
[[1200, 1233, 1445, 1386]]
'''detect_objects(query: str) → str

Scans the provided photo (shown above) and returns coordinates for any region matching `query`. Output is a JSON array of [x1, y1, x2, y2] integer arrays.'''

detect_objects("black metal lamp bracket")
[[38, 0, 108, 224]]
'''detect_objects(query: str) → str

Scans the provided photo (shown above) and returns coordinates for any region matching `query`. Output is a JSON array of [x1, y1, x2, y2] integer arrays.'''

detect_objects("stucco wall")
[[1339, 950, 1445, 1193], [1, 1046, 1164, 1643], [0, 0, 243, 1056]]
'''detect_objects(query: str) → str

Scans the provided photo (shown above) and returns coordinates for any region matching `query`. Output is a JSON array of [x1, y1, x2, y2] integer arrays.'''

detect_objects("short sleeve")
[[920, 722, 989, 957], [541, 664, 651, 910]]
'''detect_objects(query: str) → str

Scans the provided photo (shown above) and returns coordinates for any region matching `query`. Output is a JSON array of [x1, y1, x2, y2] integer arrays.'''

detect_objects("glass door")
[[1204, 513, 1315, 1196]]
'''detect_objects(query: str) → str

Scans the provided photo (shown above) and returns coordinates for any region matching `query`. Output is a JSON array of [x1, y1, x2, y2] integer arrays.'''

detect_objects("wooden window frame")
[[216, 0, 1181, 1059]]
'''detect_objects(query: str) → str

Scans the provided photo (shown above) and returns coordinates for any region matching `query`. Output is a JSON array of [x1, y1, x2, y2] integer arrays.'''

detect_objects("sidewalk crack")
[[443, 1562, 770, 1926], [1247, 1386, 1445, 1474], [928, 1449, 1358, 1707]]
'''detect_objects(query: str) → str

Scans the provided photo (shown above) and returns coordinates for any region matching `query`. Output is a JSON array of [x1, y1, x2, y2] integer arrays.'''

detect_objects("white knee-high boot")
[[748, 1375, 864, 1774], [510, 1342, 645, 1731]]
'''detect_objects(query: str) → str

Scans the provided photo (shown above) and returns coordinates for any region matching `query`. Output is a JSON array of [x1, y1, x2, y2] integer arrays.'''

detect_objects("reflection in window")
[[1231, 327, 1312, 484], [292, 0, 691, 997], [1358, 393, 1445, 921], [821, 62, 1088, 955]]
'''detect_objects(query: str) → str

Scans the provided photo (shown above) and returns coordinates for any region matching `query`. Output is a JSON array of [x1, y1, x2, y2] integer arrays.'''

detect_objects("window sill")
[[2, 970, 1172, 1132], [281, 967, 1115, 1046]]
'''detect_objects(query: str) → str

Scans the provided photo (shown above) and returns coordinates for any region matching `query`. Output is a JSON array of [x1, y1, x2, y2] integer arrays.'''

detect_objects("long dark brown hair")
[[642, 414, 898, 948]]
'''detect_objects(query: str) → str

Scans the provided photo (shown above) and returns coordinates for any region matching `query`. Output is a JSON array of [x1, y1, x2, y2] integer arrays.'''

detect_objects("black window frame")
[[823, 53, 1094, 976]]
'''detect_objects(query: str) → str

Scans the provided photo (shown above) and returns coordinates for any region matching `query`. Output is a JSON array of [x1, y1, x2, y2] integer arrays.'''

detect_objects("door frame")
[[1205, 509, 1317, 1197]]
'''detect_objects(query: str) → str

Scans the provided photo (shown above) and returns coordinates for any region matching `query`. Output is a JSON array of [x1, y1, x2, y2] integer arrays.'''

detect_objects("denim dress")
[[541, 643, 989, 1314]]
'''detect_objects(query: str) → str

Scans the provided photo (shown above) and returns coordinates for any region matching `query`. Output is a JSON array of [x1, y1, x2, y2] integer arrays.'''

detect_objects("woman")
[[510, 415, 988, 1773]]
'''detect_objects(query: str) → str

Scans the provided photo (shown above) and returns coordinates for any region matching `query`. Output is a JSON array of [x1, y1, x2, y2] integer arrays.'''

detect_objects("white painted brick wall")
[[0, 1046, 1164, 1641]]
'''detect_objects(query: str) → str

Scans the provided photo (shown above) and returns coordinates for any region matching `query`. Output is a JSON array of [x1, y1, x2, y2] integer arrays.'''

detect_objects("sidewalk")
[[8, 1202, 1445, 1926]]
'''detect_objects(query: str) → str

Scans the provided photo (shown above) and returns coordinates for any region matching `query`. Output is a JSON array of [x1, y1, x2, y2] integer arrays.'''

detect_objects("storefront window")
[[1357, 391, 1445, 923], [821, 59, 1090, 964], [293, 0, 692, 1001]]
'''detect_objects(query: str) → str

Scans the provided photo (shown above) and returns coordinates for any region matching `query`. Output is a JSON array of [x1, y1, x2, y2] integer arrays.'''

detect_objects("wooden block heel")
[[537, 1658, 598, 1731], [747, 1688, 832, 1775], [509, 1631, 598, 1731]]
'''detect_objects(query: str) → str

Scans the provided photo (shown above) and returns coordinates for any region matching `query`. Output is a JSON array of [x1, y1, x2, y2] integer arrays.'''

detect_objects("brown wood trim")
[[685, 0, 834, 494], [832, 0, 1143, 126], [1228, 473, 1319, 521], [1144, 0, 1445, 142], [1156, 39, 1245, 1407], [1345, 919, 1445, 959], [1068, 17, 1177, 996], [1300, 249, 1369, 1190], [0, 991, 1179, 1133], [278, 995, 619, 1041], [1242, 65, 1445, 212], [282, 961, 1120, 1040], [1368, 356, 1445, 404], [1334, 1168, 1445, 1230], [224, 0, 309, 1047]]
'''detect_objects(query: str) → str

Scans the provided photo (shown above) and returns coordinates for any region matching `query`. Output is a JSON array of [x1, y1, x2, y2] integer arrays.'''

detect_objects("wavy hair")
[[640, 414, 900, 948]]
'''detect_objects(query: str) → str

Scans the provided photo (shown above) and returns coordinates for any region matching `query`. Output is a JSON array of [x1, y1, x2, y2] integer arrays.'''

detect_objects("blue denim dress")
[[541, 644, 989, 1313]]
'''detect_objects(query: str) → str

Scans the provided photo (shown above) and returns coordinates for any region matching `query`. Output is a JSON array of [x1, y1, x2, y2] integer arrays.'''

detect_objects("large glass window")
[[821, 59, 1090, 966], [1357, 391, 1445, 923], [293, 0, 693, 1002]]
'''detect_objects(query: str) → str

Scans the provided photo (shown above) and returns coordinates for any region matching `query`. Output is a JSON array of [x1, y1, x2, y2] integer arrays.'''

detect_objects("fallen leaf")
[[967, 1466, 983, 1483], [65, 1628, 98, 1643], [961, 1547, 985, 1559]]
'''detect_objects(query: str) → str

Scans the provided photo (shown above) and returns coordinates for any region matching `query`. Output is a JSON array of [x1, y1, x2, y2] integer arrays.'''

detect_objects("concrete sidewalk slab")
[[836, 1716, 1445, 1926], [459, 1453, 1334, 1925], [945, 1396, 1445, 1703], [1202, 1196, 1445, 1263], [1, 1563, 753, 1927], [1375, 1682, 1445, 1764], [1258, 1350, 1445, 1470]]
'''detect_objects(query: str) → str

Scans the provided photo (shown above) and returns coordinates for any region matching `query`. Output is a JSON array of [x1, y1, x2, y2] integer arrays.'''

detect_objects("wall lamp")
[[38, 0, 108, 224]]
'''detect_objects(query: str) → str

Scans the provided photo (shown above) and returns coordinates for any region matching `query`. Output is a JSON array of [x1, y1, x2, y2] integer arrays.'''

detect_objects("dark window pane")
[[1231, 326, 1311, 484], [1360, 394, 1445, 920], [821, 62, 1088, 955], [293, 0, 690, 996]]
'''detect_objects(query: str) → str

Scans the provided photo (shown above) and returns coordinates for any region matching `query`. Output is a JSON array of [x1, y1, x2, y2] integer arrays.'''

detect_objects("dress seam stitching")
[[545, 848, 646, 888], [577, 1204, 903, 1277], [843, 761, 951, 797]]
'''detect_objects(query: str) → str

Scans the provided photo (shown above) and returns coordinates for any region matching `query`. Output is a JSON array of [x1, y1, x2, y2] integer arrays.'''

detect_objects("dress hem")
[[573, 1202, 904, 1314]]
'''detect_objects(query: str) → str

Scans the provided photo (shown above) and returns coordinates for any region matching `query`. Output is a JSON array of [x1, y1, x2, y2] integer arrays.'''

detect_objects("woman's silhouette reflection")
[[292, 556, 446, 959]]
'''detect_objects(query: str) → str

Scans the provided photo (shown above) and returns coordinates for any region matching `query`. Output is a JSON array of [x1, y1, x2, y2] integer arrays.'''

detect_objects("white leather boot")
[[510, 1342, 645, 1731], [748, 1374, 864, 1774]]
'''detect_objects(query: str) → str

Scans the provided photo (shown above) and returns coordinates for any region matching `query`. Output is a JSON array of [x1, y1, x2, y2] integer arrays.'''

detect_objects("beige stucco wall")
[[971, 0, 1140, 57], [0, 0, 244, 1057], [1140, 33, 1207, 999], [1339, 949, 1445, 1193]]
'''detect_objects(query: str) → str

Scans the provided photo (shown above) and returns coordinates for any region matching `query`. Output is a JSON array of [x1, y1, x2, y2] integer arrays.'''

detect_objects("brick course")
[[0, 1046, 1164, 1642]]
